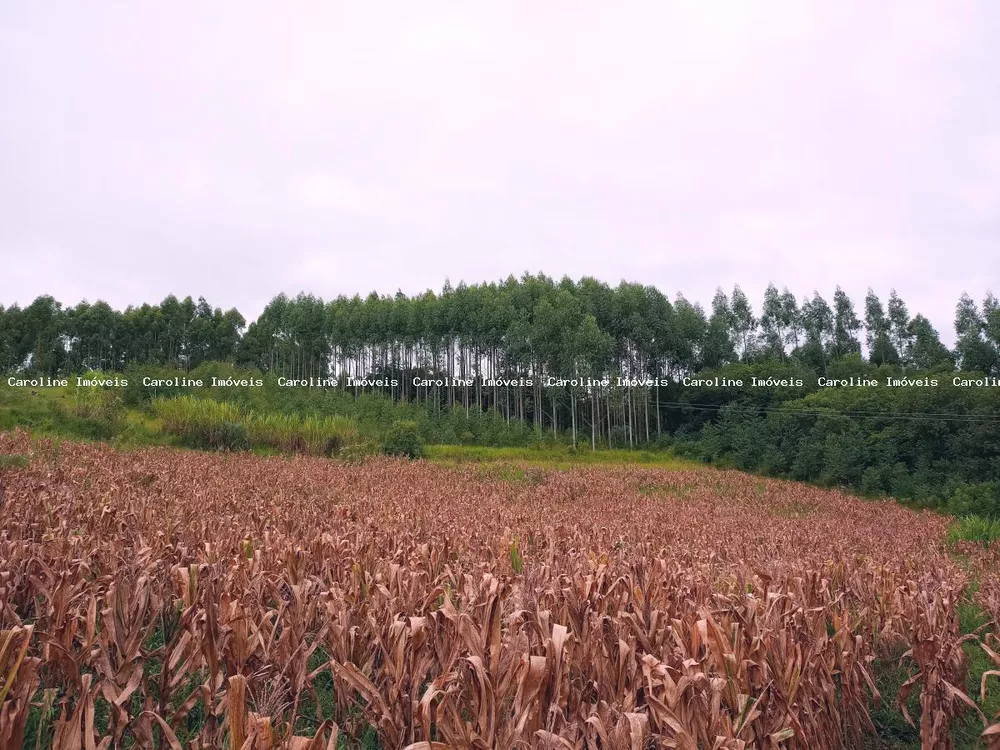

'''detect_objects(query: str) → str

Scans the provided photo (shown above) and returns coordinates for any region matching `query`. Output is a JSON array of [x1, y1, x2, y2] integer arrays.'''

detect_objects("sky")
[[1, 1, 998, 342]]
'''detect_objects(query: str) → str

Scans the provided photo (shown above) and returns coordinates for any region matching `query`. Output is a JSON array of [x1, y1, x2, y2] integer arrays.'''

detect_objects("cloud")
[[0, 1, 997, 337]]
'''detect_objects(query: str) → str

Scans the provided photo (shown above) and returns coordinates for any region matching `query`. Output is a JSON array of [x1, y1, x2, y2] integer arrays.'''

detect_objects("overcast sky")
[[1, 2, 997, 341]]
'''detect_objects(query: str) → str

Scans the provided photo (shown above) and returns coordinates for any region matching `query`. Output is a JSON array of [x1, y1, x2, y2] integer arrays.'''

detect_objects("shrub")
[[70, 372, 125, 425], [323, 435, 343, 457], [215, 422, 250, 452], [382, 420, 424, 459], [179, 421, 249, 452], [947, 482, 1000, 518], [340, 441, 377, 465]]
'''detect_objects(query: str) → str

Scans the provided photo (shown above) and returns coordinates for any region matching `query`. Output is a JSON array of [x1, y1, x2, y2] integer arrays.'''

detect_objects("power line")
[[658, 400, 1000, 425]]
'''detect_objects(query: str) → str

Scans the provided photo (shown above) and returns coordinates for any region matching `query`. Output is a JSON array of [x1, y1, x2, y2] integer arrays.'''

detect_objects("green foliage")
[[0, 383, 117, 441], [946, 482, 1000, 518], [947, 515, 1000, 546], [153, 397, 249, 451], [340, 441, 378, 464], [215, 422, 250, 452], [323, 434, 343, 457], [69, 370, 125, 426], [424, 444, 695, 470], [152, 395, 357, 454], [382, 420, 424, 459], [245, 411, 358, 455], [509, 538, 524, 574], [685, 370, 1000, 510]]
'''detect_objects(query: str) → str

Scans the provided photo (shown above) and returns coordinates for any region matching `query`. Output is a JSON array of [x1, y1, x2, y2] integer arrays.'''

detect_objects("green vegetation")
[[509, 538, 524, 574], [152, 395, 248, 451], [948, 516, 1000, 546], [117, 361, 538, 448], [0, 453, 29, 470], [673, 365, 1000, 517], [1, 277, 995, 451], [0, 381, 122, 442], [152, 395, 358, 455], [425, 443, 696, 469], [380, 419, 424, 459], [4, 360, 1000, 522]]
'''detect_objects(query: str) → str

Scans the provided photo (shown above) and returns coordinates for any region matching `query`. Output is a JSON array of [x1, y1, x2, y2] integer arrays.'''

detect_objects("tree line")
[[2, 274, 999, 447], [3, 274, 997, 379]]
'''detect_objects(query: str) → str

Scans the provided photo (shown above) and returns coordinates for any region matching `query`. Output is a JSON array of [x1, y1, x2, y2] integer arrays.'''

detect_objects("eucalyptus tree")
[[157, 295, 198, 369], [701, 289, 736, 369], [887, 290, 913, 368], [0, 278, 976, 446], [571, 313, 614, 449], [983, 293, 1000, 373], [671, 295, 708, 374], [645, 286, 676, 438], [730, 285, 757, 361], [863, 289, 897, 365], [183, 298, 244, 369], [0, 304, 24, 371], [760, 284, 787, 361], [831, 287, 862, 360], [530, 288, 575, 435], [65, 300, 120, 371], [954, 293, 995, 373], [240, 293, 329, 379], [907, 314, 953, 371], [800, 292, 834, 374], [126, 302, 172, 366], [610, 282, 656, 445], [780, 289, 802, 353], [17, 295, 67, 375]]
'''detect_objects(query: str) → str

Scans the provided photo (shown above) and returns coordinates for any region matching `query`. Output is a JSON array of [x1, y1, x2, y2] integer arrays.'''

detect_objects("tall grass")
[[152, 396, 357, 455], [68, 371, 125, 425], [948, 515, 1000, 547], [245, 411, 358, 455]]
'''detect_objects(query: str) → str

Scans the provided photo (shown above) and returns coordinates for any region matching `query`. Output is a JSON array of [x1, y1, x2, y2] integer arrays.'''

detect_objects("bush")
[[382, 420, 424, 459], [947, 482, 1000, 518], [70, 371, 125, 426], [323, 434, 343, 457], [340, 441, 377, 464], [215, 422, 250, 452], [652, 433, 673, 450], [182, 421, 249, 452]]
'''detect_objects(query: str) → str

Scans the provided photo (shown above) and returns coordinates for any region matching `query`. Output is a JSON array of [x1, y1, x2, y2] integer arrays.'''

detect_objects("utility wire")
[[656, 400, 1000, 425]]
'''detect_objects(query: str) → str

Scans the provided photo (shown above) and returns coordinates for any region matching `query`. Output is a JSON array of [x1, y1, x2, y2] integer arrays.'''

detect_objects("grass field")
[[424, 443, 699, 469], [2, 429, 1000, 748]]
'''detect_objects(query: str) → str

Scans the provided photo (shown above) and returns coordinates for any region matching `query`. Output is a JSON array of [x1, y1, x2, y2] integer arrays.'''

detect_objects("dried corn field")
[[2, 431, 1000, 749]]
